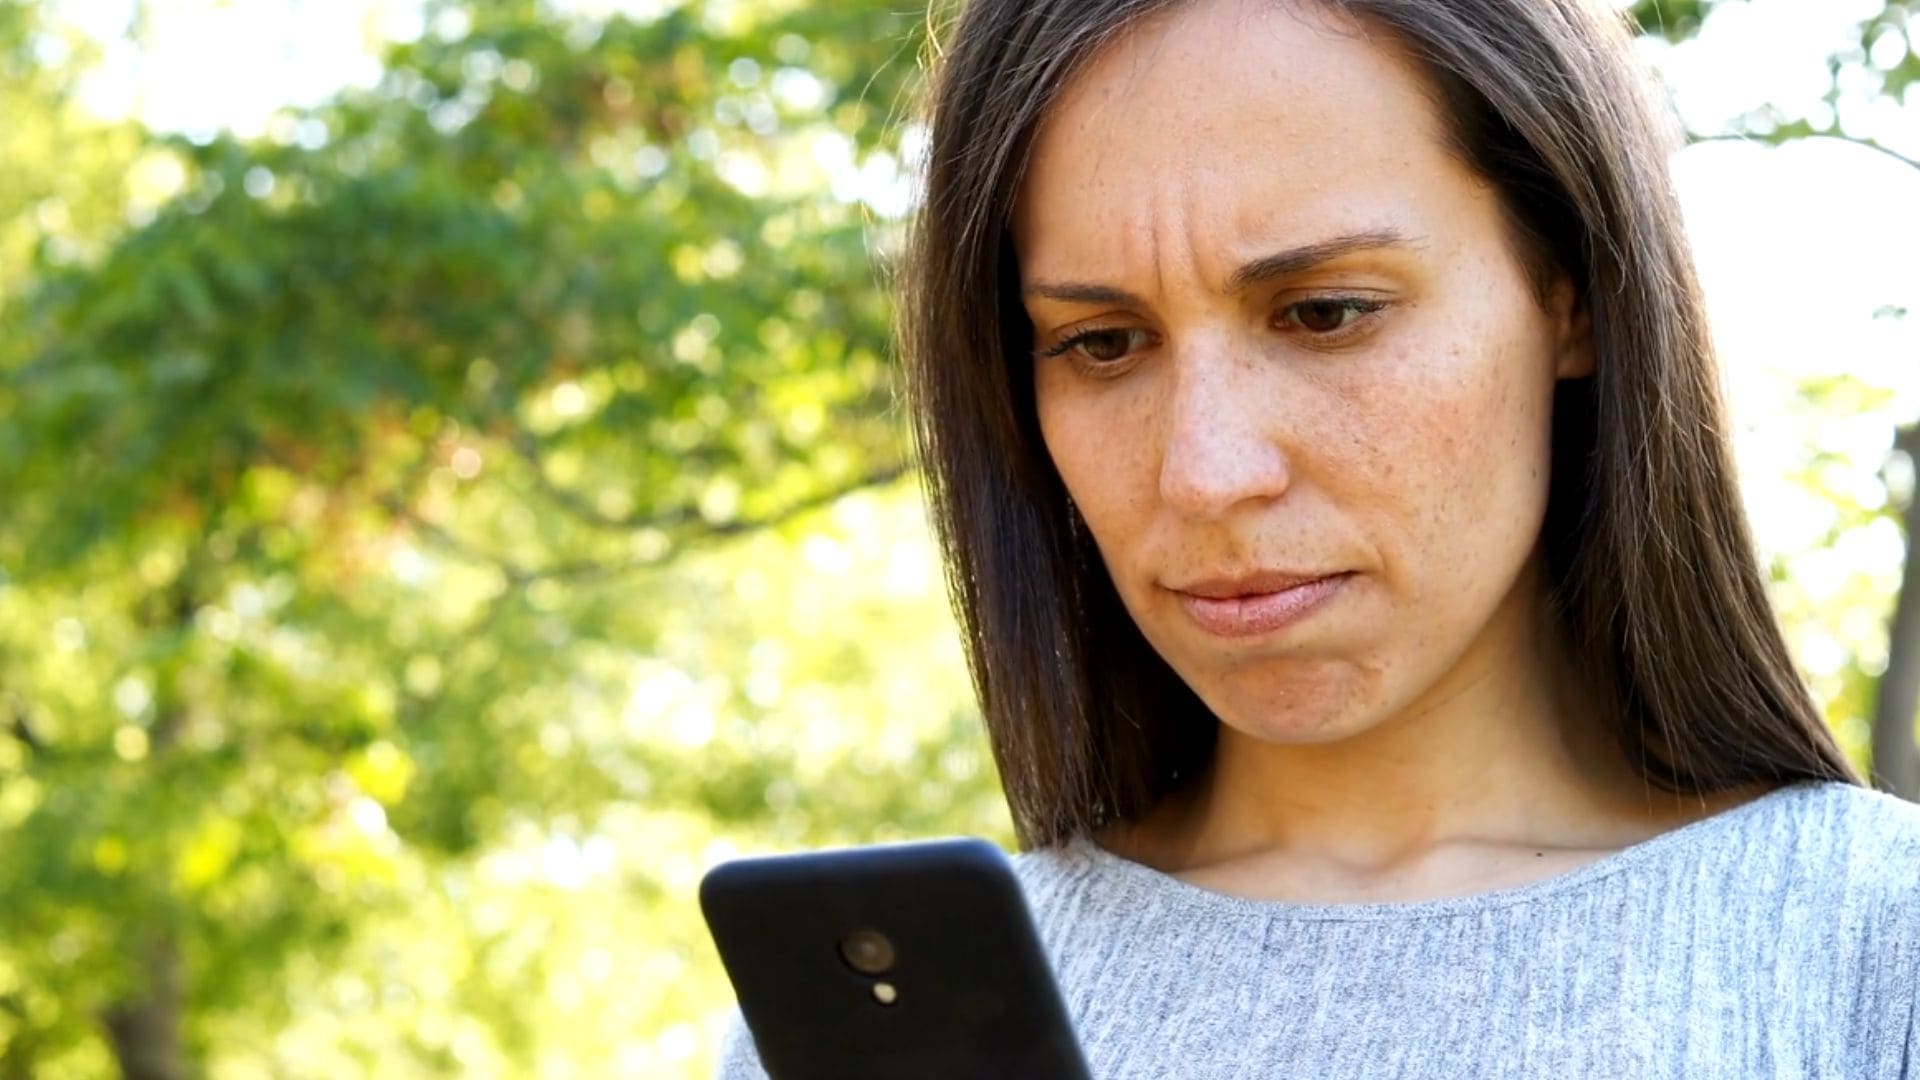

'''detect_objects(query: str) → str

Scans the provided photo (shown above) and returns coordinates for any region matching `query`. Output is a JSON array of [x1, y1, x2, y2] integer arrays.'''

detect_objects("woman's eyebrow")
[[1022, 228, 1422, 307], [1224, 228, 1422, 292]]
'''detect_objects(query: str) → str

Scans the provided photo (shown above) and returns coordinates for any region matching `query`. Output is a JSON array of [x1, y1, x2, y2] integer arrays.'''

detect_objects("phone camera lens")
[[838, 929, 896, 975]]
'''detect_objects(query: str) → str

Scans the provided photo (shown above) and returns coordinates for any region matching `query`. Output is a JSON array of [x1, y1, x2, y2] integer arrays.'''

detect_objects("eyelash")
[[1036, 296, 1391, 371]]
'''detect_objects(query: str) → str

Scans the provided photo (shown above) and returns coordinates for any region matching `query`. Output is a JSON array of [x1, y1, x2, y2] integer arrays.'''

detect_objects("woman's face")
[[1013, 0, 1592, 746]]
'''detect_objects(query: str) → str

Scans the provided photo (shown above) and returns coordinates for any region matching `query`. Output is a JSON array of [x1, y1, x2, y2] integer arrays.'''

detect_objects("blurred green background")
[[0, 0, 1916, 1075]]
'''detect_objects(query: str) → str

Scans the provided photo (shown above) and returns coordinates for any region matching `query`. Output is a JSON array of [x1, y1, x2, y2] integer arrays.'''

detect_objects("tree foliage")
[[0, 0, 1004, 1074], [1629, 0, 1920, 792]]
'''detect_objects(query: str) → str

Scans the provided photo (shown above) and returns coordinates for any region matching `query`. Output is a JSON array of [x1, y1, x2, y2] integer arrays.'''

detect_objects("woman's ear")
[[1550, 276, 1595, 379]]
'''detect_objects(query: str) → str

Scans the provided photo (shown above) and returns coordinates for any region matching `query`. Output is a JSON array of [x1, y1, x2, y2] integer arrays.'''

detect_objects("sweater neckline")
[[1060, 780, 1821, 922]]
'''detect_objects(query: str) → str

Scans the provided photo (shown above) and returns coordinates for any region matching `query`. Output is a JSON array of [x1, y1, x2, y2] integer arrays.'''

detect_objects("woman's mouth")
[[1172, 572, 1352, 638]]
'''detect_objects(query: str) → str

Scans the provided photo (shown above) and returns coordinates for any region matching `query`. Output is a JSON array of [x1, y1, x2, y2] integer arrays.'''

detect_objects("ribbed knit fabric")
[[715, 779, 1920, 1078]]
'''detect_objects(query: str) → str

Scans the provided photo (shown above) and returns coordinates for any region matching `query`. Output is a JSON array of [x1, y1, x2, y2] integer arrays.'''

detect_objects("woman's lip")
[[1173, 573, 1350, 638]]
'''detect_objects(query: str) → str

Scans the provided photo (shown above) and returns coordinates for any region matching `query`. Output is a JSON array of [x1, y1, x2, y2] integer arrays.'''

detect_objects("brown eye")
[[1041, 326, 1152, 367], [1076, 329, 1136, 363], [1290, 300, 1360, 333]]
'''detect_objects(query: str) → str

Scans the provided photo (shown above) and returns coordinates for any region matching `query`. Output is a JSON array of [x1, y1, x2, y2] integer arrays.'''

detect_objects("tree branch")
[[385, 460, 915, 735], [1685, 130, 1920, 176], [507, 430, 652, 531], [383, 459, 915, 585], [6, 700, 42, 755]]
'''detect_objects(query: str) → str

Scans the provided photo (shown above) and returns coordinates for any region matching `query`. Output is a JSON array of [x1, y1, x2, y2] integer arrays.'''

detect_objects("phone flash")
[[872, 982, 898, 1005]]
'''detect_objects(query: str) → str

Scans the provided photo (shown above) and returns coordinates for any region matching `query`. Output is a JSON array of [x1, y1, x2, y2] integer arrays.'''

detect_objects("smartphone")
[[700, 837, 1092, 1080]]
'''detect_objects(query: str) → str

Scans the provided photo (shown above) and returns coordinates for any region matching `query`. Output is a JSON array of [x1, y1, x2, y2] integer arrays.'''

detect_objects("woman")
[[721, 0, 1920, 1074]]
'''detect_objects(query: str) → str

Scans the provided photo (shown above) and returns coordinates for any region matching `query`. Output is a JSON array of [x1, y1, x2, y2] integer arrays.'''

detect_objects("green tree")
[[0, 0, 1010, 1074]]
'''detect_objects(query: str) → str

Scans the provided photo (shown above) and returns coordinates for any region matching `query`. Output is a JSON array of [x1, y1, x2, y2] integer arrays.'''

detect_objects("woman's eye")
[[1044, 327, 1151, 365], [1282, 298, 1385, 335]]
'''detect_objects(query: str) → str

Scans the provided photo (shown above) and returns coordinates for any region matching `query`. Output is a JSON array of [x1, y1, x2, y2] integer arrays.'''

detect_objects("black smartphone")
[[700, 837, 1092, 1080]]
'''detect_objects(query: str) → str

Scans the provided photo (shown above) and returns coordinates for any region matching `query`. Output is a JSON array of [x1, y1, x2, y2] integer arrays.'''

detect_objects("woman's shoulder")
[[1689, 779, 1920, 985], [1755, 779, 1920, 895], [1007, 831, 1179, 942], [1008, 832, 1109, 916], [1776, 782, 1920, 1067]]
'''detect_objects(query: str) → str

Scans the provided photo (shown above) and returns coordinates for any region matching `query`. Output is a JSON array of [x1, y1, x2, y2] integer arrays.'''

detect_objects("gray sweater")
[[716, 779, 1920, 1078]]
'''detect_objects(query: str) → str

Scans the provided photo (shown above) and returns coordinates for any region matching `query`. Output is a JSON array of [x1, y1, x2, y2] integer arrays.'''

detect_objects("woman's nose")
[[1155, 344, 1293, 519]]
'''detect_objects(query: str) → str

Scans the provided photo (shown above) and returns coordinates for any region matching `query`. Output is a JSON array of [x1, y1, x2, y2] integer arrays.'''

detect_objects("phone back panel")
[[700, 838, 1091, 1080]]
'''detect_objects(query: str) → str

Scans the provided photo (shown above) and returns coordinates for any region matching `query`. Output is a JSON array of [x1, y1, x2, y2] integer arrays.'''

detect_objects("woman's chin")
[[1198, 680, 1375, 748]]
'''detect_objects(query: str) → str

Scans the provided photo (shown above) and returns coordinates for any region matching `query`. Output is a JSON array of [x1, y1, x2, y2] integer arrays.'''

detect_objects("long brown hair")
[[898, 0, 1860, 849]]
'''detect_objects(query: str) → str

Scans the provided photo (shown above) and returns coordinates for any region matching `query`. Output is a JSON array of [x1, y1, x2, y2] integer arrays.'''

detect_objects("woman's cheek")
[[1353, 341, 1530, 584], [1430, 347, 1554, 585]]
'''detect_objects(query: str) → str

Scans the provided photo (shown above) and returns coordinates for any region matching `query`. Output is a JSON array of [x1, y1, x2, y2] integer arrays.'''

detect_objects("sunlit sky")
[[39, 0, 1920, 650]]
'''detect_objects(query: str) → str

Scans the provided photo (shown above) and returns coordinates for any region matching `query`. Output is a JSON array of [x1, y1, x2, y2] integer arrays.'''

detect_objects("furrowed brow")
[[1022, 228, 1420, 306], [1020, 281, 1148, 307], [1224, 229, 1420, 293]]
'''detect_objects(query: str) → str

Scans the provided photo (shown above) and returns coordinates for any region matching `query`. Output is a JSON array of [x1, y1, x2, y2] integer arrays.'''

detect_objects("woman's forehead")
[[1012, 0, 1470, 291]]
